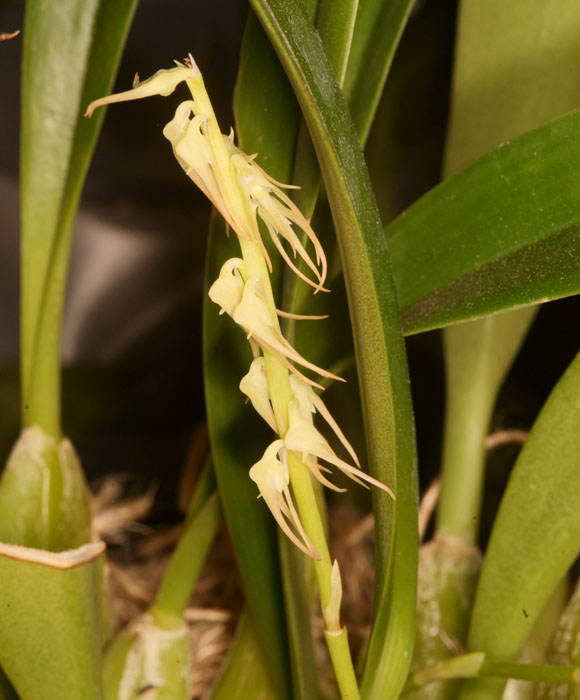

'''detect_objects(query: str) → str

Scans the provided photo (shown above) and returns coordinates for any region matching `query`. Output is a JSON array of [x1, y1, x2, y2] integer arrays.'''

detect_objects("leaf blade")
[[247, 2, 419, 697], [383, 110, 580, 335], [20, 0, 138, 433], [463, 350, 580, 695]]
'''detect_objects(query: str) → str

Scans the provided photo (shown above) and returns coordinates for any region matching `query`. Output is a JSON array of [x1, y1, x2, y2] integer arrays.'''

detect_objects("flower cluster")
[[86, 56, 393, 559]]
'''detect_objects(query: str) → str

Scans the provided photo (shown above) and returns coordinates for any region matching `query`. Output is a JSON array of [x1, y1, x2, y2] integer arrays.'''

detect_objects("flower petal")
[[290, 374, 361, 468], [233, 278, 343, 384], [285, 401, 394, 498], [239, 358, 278, 433], [85, 64, 194, 118], [208, 258, 245, 316]]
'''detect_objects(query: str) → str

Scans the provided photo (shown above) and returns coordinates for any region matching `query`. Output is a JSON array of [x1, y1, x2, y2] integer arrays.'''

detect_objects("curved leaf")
[[385, 110, 580, 335], [344, 0, 415, 145], [210, 612, 277, 700], [461, 350, 580, 699], [433, 0, 580, 549], [20, 0, 138, 434], [247, 2, 419, 698]]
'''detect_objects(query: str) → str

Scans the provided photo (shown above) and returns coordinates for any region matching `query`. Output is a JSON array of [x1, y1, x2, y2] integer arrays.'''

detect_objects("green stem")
[[436, 311, 536, 543], [22, 239, 70, 437], [289, 451, 360, 700], [150, 492, 221, 629], [478, 660, 580, 685], [436, 353, 493, 544]]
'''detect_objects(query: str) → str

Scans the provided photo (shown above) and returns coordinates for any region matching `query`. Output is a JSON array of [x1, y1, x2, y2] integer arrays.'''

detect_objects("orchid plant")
[[4, 1, 580, 700]]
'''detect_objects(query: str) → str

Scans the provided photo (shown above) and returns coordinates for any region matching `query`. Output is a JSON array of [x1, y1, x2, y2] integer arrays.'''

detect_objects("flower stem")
[[289, 450, 360, 700], [186, 70, 360, 698], [242, 234, 361, 699]]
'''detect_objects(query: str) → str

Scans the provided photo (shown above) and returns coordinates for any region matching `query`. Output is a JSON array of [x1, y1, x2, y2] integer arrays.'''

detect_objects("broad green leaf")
[[444, 2, 580, 177], [20, 0, 138, 435], [289, 0, 354, 219], [462, 350, 580, 699], [385, 110, 580, 335], [0, 543, 105, 700], [286, 0, 414, 341], [247, 2, 419, 698], [315, 0, 357, 88]]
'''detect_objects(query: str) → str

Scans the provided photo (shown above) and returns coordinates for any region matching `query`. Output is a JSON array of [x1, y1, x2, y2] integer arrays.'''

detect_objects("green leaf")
[[314, 0, 357, 88], [151, 491, 221, 628], [385, 110, 580, 335], [20, 0, 138, 435], [247, 2, 419, 698], [344, 0, 415, 145], [0, 668, 18, 700], [210, 612, 277, 700], [278, 537, 318, 700], [0, 543, 105, 700], [444, 1, 580, 178], [461, 350, 580, 699], [289, 0, 354, 219]]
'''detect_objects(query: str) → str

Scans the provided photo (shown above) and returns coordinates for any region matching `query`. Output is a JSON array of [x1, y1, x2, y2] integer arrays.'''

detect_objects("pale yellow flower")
[[207, 258, 245, 316], [232, 276, 341, 387], [249, 441, 318, 558], [285, 400, 394, 498], [239, 358, 278, 434]]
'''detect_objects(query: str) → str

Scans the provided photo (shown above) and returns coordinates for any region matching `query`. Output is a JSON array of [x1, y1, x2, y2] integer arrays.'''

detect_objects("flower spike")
[[86, 57, 395, 561]]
